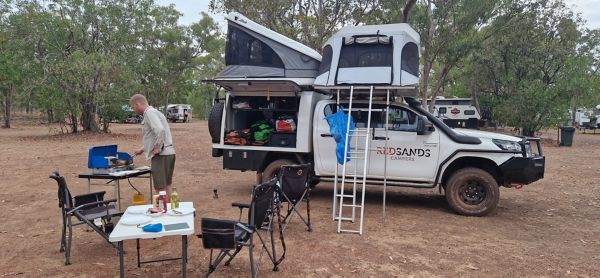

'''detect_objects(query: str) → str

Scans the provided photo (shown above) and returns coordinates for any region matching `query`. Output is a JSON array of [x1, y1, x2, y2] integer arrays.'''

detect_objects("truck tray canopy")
[[314, 23, 420, 87], [216, 13, 321, 84]]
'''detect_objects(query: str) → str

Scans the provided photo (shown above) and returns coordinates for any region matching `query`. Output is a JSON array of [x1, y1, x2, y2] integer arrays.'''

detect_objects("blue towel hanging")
[[325, 106, 355, 165]]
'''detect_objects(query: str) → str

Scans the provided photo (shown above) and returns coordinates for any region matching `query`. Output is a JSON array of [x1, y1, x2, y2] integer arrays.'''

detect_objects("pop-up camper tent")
[[314, 23, 420, 87], [215, 12, 322, 88]]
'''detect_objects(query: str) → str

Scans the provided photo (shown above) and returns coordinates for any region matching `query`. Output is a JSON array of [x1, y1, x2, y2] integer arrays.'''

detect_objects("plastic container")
[[170, 188, 180, 209], [559, 126, 575, 146]]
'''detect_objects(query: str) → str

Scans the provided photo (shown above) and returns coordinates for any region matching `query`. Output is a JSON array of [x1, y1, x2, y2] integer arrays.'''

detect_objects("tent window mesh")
[[401, 42, 419, 76], [318, 45, 333, 75], [338, 43, 393, 68], [226, 25, 284, 68]]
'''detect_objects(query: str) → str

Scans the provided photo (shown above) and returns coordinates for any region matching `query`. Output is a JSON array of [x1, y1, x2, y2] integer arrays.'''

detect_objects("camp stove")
[[88, 145, 135, 174]]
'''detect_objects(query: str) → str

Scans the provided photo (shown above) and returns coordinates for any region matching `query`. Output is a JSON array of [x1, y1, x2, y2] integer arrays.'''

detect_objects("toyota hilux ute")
[[207, 13, 545, 216]]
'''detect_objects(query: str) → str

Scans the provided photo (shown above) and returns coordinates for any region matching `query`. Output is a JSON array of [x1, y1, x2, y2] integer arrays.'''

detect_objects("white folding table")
[[109, 202, 195, 278]]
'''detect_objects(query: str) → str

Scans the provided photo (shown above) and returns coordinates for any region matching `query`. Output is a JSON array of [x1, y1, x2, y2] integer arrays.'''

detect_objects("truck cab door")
[[370, 106, 440, 182], [314, 102, 339, 176]]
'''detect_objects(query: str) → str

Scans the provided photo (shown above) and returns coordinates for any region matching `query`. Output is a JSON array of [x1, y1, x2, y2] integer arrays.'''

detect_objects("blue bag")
[[142, 223, 163, 233], [325, 107, 355, 165]]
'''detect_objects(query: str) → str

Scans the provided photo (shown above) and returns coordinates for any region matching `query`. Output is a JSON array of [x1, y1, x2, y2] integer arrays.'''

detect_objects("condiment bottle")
[[170, 188, 180, 209], [158, 191, 168, 212]]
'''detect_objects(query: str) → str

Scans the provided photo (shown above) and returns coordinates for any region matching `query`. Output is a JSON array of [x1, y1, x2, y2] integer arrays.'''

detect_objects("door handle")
[[373, 136, 388, 140], [320, 133, 332, 137]]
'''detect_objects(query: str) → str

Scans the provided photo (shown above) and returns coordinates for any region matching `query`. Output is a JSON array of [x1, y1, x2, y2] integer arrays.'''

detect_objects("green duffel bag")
[[251, 121, 273, 141]]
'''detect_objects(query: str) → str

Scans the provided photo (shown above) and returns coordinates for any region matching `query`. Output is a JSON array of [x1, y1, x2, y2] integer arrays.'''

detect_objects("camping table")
[[109, 202, 195, 278], [78, 169, 152, 210]]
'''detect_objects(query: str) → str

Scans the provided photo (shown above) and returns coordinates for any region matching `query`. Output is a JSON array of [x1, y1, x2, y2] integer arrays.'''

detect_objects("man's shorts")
[[151, 154, 176, 189]]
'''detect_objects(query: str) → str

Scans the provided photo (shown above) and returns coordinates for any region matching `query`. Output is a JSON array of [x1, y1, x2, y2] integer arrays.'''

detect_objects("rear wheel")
[[261, 159, 295, 183], [445, 167, 499, 216]]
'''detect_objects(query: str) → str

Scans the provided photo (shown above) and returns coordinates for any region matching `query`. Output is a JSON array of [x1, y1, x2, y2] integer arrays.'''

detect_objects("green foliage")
[[209, 0, 384, 50], [0, 0, 225, 131], [468, 0, 597, 134], [2, 0, 599, 136]]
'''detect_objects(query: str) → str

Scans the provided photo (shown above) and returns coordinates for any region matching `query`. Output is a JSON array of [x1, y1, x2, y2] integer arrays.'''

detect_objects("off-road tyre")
[[262, 159, 295, 183], [208, 102, 224, 143], [445, 167, 500, 216]]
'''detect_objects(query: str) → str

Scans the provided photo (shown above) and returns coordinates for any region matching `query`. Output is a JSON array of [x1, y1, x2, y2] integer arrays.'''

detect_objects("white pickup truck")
[[207, 12, 545, 216], [209, 87, 545, 216]]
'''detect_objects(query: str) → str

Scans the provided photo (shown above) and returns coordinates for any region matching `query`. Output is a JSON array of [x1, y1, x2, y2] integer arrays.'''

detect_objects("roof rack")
[[313, 85, 419, 97]]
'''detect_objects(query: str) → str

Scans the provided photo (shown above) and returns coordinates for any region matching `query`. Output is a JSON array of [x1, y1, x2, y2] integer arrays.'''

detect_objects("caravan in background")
[[428, 97, 481, 129]]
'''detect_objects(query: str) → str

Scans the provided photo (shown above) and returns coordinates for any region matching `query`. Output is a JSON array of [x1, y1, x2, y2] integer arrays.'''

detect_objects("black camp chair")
[[278, 164, 312, 232], [198, 179, 286, 277], [50, 172, 122, 265]]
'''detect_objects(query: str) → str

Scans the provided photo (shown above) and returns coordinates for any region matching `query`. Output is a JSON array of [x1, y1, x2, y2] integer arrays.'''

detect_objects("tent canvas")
[[314, 23, 420, 87], [216, 13, 322, 83]]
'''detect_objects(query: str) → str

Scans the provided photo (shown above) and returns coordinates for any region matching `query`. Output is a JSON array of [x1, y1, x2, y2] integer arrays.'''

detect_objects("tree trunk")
[[70, 113, 78, 133], [47, 109, 54, 123], [427, 64, 451, 112], [102, 119, 110, 133], [26, 92, 32, 114], [402, 0, 417, 23], [2, 85, 15, 128], [522, 127, 535, 137], [419, 0, 434, 107], [80, 93, 98, 132], [570, 97, 577, 127], [470, 83, 481, 116]]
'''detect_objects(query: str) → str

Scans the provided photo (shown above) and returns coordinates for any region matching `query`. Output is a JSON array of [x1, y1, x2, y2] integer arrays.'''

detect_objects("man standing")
[[130, 94, 176, 196]]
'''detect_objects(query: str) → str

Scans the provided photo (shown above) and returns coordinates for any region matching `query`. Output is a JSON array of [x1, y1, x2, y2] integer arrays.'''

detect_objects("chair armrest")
[[232, 202, 250, 221], [75, 191, 106, 200], [235, 223, 254, 234], [231, 202, 250, 209], [67, 199, 118, 214]]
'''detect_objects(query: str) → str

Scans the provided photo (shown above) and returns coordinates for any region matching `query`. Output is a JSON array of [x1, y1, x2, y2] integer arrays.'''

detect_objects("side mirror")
[[417, 115, 434, 135]]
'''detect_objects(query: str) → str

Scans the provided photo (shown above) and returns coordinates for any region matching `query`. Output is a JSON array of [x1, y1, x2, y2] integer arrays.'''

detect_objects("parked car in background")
[[166, 104, 193, 123]]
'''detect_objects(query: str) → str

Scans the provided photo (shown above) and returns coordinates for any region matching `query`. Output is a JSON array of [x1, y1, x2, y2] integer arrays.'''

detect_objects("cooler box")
[[269, 133, 296, 147]]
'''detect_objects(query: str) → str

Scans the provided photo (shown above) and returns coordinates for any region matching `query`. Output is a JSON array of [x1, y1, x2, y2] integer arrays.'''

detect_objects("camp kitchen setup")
[[78, 144, 153, 210]]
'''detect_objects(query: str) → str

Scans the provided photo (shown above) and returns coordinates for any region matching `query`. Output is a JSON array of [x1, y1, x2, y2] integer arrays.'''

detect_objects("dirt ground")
[[0, 119, 599, 277]]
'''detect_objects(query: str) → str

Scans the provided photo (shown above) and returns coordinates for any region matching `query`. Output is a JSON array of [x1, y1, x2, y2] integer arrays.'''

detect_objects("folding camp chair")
[[50, 172, 123, 265], [278, 164, 312, 232], [198, 179, 286, 277]]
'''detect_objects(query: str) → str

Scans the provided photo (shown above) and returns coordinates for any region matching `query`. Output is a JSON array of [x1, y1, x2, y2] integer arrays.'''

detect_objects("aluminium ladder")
[[331, 87, 392, 234], [331, 85, 374, 235]]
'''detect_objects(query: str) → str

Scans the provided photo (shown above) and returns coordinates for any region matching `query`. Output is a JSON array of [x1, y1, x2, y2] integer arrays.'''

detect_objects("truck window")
[[464, 110, 476, 115], [438, 107, 447, 114], [323, 104, 386, 128], [387, 107, 417, 132]]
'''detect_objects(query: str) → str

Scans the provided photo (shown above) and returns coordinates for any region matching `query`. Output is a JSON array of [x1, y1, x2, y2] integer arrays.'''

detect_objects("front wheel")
[[445, 167, 500, 216]]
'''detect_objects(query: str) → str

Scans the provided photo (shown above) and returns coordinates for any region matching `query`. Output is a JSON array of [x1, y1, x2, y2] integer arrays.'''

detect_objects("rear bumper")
[[500, 156, 545, 185]]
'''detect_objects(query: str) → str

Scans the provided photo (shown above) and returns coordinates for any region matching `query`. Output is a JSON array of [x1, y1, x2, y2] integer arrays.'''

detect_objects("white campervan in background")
[[166, 104, 192, 123], [429, 97, 481, 129]]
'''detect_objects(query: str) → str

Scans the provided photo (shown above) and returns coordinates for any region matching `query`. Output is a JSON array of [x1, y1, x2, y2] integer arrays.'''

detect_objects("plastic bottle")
[[158, 191, 168, 212], [170, 188, 180, 209]]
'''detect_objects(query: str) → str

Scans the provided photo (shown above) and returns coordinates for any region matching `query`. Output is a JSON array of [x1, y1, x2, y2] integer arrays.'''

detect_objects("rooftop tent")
[[314, 23, 420, 87], [215, 13, 322, 85]]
